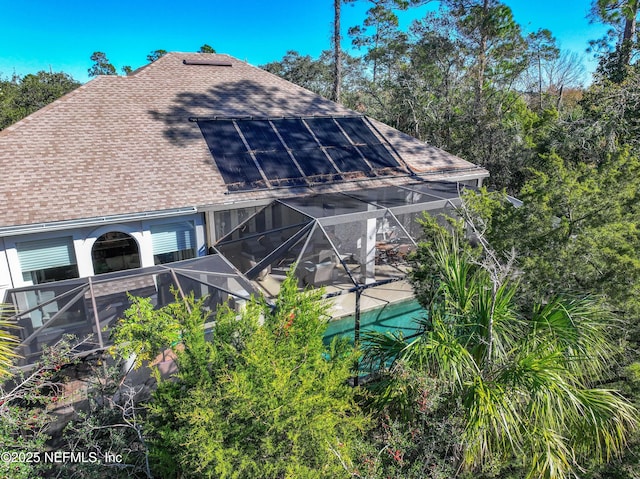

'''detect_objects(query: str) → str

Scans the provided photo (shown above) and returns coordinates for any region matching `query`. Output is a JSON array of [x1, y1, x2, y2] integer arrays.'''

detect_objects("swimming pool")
[[323, 298, 425, 344]]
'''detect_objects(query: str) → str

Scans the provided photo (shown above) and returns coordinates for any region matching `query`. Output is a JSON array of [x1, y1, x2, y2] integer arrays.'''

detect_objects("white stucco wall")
[[0, 213, 206, 299], [0, 239, 14, 301]]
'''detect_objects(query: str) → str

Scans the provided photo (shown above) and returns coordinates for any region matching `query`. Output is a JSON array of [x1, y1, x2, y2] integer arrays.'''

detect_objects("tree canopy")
[[113, 277, 367, 479], [0, 71, 80, 130], [87, 51, 117, 77]]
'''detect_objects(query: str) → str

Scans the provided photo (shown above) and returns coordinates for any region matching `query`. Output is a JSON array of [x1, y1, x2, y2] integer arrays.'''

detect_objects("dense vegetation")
[[2, 0, 640, 477], [0, 71, 80, 130]]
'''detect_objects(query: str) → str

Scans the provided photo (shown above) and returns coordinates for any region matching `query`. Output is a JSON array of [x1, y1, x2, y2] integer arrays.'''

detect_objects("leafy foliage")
[[0, 305, 19, 377], [0, 335, 83, 479], [467, 152, 640, 327], [364, 230, 638, 478], [88, 51, 117, 77], [262, 50, 334, 98], [589, 0, 639, 81], [109, 292, 182, 368], [0, 71, 80, 130], [198, 44, 216, 53], [356, 364, 463, 479], [111, 273, 368, 478], [59, 357, 152, 479], [146, 49, 167, 63]]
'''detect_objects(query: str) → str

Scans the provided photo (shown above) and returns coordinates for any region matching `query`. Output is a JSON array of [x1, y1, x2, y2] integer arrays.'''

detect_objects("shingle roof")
[[0, 52, 487, 228]]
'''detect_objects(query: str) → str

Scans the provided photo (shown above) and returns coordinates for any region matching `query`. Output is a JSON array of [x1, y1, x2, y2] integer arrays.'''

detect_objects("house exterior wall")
[[0, 213, 206, 301], [0, 239, 13, 296]]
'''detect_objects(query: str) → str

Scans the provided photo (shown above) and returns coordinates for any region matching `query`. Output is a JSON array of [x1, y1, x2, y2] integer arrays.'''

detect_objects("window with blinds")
[[150, 222, 196, 264], [16, 236, 79, 284]]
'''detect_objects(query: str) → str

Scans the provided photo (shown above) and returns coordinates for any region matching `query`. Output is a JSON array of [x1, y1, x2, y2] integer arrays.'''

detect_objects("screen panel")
[[282, 192, 381, 218], [404, 181, 460, 199]]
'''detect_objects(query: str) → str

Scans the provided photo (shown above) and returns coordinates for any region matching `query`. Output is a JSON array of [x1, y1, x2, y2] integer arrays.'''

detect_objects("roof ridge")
[[127, 52, 239, 78], [127, 51, 179, 78]]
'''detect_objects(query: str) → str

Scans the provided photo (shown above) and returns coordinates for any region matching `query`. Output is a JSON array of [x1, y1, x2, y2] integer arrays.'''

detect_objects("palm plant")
[[363, 232, 637, 478], [0, 304, 18, 377]]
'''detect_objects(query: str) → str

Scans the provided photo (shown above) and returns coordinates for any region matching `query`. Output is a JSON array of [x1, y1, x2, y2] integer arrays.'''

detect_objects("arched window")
[[91, 232, 140, 274]]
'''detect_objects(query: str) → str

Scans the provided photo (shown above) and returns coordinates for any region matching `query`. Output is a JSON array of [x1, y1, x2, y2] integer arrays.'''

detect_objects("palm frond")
[[567, 387, 638, 464], [420, 309, 480, 391], [529, 296, 616, 381], [360, 330, 410, 371], [462, 376, 523, 471], [0, 305, 20, 376], [377, 228, 638, 478]]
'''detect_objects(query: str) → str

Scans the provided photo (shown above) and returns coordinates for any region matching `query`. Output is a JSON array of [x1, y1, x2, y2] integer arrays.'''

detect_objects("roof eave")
[[0, 206, 198, 237]]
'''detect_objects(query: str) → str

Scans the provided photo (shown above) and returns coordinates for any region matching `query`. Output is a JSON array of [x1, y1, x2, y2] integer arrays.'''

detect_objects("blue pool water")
[[323, 298, 425, 344]]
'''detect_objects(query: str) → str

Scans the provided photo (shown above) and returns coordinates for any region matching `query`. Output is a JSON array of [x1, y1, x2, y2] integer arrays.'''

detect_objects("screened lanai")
[[4, 181, 465, 368], [5, 255, 256, 367], [215, 180, 463, 319]]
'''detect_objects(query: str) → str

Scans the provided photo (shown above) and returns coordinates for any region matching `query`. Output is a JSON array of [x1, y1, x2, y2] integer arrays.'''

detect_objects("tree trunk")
[[620, 1, 638, 66], [474, 0, 490, 112], [623, 7, 637, 43], [332, 0, 342, 103]]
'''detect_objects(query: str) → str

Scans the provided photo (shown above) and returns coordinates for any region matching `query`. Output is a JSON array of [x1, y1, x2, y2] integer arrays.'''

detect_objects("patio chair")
[[299, 259, 335, 286]]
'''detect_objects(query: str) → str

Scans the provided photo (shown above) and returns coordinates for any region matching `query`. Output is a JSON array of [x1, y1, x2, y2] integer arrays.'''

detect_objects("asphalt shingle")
[[0, 52, 486, 228]]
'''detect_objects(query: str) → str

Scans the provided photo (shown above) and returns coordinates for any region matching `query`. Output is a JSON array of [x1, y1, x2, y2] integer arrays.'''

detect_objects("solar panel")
[[197, 121, 264, 187], [236, 121, 303, 181], [295, 149, 339, 177], [273, 119, 339, 177], [273, 119, 320, 150], [326, 146, 371, 173], [336, 117, 380, 145], [196, 116, 406, 192], [254, 151, 302, 183], [304, 118, 351, 146], [198, 120, 246, 156], [303, 118, 371, 172], [236, 120, 285, 152], [336, 117, 399, 169], [357, 144, 399, 169]]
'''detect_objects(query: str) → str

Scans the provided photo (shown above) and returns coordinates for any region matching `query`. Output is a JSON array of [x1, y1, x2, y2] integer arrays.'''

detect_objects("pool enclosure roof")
[[281, 181, 460, 219], [6, 255, 256, 367], [215, 180, 464, 293]]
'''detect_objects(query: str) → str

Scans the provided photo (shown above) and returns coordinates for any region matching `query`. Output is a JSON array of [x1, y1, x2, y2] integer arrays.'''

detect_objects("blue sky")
[[0, 0, 609, 84]]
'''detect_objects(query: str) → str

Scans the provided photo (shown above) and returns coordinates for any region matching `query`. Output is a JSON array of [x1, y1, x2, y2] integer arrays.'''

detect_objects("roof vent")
[[183, 59, 232, 67]]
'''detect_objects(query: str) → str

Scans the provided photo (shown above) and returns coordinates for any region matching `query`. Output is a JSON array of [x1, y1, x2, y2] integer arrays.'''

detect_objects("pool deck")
[[255, 265, 416, 321], [323, 279, 415, 320]]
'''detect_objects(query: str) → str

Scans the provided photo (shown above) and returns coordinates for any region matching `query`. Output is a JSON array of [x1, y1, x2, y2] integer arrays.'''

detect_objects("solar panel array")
[[196, 116, 406, 191]]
